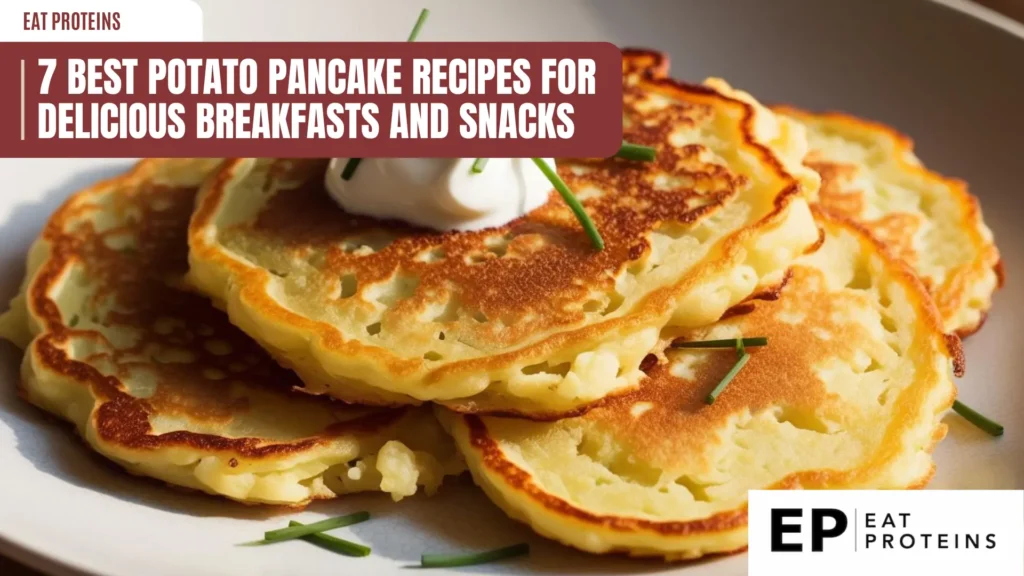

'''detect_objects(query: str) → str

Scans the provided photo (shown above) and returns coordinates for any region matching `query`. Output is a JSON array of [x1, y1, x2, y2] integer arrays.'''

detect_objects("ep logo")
[[749, 490, 1024, 576], [771, 508, 848, 552]]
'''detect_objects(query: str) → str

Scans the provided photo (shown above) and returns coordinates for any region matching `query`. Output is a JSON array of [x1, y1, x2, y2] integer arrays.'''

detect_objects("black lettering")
[[811, 509, 848, 552], [900, 534, 915, 549], [883, 534, 894, 548], [966, 533, 979, 549], [899, 512, 910, 528], [771, 509, 802, 552], [986, 534, 997, 549], [865, 534, 876, 548], [881, 513, 895, 528], [921, 533, 932, 548], [938, 534, 948, 549], [864, 513, 875, 528]]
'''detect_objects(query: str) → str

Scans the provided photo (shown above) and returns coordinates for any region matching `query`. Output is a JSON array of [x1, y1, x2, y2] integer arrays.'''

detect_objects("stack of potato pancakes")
[[0, 49, 999, 560]]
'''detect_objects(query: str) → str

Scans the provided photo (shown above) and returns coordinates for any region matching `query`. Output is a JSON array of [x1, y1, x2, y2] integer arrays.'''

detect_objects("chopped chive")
[[68, 314, 79, 327], [615, 141, 656, 162], [287, 521, 371, 557], [343, 10, 429, 182], [953, 400, 1004, 437], [421, 543, 529, 568], [531, 158, 604, 250], [673, 337, 768, 349], [262, 512, 369, 543], [736, 337, 745, 357], [340, 158, 362, 181], [406, 8, 430, 42], [471, 158, 489, 174], [705, 351, 750, 404]]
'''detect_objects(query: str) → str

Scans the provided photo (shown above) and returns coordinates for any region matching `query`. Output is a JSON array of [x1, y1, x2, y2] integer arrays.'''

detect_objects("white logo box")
[[749, 490, 1024, 576], [1, 0, 202, 42]]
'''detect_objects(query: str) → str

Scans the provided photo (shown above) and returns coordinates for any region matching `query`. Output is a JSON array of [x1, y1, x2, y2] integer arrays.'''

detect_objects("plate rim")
[[0, 533, 95, 576]]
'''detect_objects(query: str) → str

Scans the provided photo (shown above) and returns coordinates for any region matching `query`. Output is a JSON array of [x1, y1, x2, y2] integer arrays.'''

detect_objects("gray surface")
[[591, 0, 1024, 217]]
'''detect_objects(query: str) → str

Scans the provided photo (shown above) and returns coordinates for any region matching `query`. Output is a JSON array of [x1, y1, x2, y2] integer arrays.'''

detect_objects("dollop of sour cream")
[[324, 158, 556, 231]]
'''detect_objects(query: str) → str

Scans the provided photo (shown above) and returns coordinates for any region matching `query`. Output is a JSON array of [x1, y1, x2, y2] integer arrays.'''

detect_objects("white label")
[[749, 490, 1024, 576], [0, 0, 202, 42]]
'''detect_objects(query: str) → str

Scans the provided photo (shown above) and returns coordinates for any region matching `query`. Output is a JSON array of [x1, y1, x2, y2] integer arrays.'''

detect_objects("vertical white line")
[[20, 59, 25, 141]]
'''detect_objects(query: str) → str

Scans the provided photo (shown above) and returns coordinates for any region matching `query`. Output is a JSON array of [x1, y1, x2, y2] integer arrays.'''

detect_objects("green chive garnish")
[[263, 512, 369, 543], [286, 520, 371, 557], [340, 158, 362, 181], [406, 8, 430, 42], [953, 400, 1004, 437], [471, 158, 489, 174], [673, 337, 768, 349], [532, 158, 604, 250], [706, 351, 750, 405], [343, 9, 430, 182], [421, 543, 529, 568], [68, 315, 79, 327], [615, 141, 656, 162]]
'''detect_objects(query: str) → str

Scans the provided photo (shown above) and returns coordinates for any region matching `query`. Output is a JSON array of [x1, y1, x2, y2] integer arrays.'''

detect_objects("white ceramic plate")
[[1, 1, 1022, 574]]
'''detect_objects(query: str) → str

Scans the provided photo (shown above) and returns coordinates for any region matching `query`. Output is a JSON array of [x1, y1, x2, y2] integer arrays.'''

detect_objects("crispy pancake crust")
[[0, 159, 461, 505], [442, 208, 959, 559], [774, 106, 1001, 337], [621, 47, 670, 81], [186, 52, 820, 415]]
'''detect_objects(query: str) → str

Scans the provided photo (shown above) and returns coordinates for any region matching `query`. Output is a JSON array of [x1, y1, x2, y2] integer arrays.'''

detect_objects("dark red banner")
[[0, 42, 623, 158]]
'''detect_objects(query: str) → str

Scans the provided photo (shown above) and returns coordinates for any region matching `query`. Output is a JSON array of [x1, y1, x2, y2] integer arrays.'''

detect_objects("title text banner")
[[0, 42, 623, 158]]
